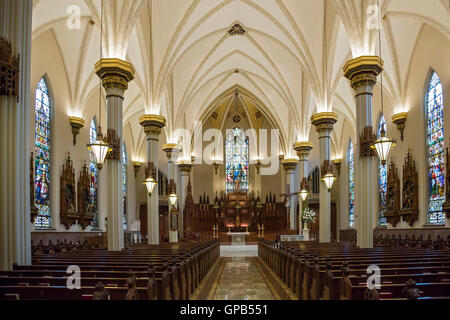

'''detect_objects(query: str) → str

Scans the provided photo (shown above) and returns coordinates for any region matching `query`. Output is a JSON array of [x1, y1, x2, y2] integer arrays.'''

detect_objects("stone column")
[[282, 159, 299, 230], [294, 142, 313, 230], [163, 143, 181, 243], [95, 58, 135, 251], [0, 0, 32, 270], [139, 115, 166, 245], [311, 113, 337, 243], [344, 56, 383, 248], [178, 161, 194, 237]]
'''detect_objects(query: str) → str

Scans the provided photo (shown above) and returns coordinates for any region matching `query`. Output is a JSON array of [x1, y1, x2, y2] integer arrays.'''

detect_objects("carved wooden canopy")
[[0, 37, 20, 101], [400, 152, 419, 226], [77, 162, 94, 229], [385, 160, 401, 227], [60, 153, 79, 229]]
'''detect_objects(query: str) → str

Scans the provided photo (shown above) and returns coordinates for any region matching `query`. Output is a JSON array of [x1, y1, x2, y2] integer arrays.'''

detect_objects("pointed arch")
[[34, 76, 52, 229], [377, 114, 387, 226], [225, 127, 249, 193], [347, 139, 355, 228], [425, 70, 445, 224], [89, 117, 99, 229], [122, 143, 128, 230]]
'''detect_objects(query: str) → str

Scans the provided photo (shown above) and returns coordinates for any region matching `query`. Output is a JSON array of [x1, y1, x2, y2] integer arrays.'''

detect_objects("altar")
[[227, 232, 250, 246]]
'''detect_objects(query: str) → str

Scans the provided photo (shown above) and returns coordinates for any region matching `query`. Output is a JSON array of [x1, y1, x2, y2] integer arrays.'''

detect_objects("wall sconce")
[[69, 116, 85, 145], [332, 159, 342, 175], [133, 161, 142, 177], [392, 112, 408, 141], [255, 159, 262, 174], [213, 162, 220, 175]]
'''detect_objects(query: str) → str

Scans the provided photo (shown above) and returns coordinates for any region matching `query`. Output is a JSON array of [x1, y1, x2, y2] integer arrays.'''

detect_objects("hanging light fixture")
[[143, 162, 157, 196], [167, 179, 178, 207], [371, 0, 396, 165], [299, 177, 309, 202], [321, 160, 336, 191], [87, 0, 110, 170]]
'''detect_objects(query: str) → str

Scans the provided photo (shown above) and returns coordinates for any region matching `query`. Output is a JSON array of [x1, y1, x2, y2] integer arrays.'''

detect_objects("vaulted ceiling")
[[31, 0, 450, 157]]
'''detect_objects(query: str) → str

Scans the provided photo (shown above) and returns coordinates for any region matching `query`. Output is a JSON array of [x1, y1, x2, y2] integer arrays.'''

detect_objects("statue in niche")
[[60, 153, 79, 229], [400, 152, 418, 226], [385, 160, 400, 227], [77, 162, 94, 229]]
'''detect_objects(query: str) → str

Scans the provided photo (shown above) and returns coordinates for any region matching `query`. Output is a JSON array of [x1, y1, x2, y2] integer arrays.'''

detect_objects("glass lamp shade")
[[168, 193, 178, 207], [143, 177, 157, 196], [300, 189, 308, 202], [322, 173, 336, 191], [372, 131, 396, 166], [87, 133, 111, 170]]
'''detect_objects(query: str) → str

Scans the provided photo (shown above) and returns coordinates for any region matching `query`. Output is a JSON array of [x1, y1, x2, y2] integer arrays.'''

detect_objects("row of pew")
[[0, 239, 220, 300], [374, 234, 450, 250], [258, 239, 450, 300]]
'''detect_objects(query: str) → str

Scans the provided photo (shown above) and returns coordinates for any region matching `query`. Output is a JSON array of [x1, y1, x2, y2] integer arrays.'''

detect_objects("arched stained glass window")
[[426, 71, 445, 224], [34, 77, 51, 229], [89, 119, 99, 229], [378, 115, 387, 226], [225, 127, 249, 193], [122, 144, 127, 230], [348, 140, 355, 228]]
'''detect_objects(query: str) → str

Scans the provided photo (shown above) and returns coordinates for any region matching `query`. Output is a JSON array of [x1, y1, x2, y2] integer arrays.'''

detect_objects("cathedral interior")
[[0, 0, 449, 303]]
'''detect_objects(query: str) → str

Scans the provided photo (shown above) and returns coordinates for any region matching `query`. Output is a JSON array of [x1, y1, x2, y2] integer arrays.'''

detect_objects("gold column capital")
[[281, 158, 298, 172], [162, 143, 182, 160], [178, 161, 194, 173], [293, 141, 314, 158], [311, 112, 338, 133], [343, 56, 384, 89], [139, 114, 166, 137], [95, 58, 135, 92]]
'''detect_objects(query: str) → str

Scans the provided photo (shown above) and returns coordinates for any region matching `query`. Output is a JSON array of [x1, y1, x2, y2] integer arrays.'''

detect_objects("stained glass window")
[[348, 140, 355, 228], [122, 143, 127, 230], [426, 72, 445, 224], [34, 77, 51, 229], [378, 115, 387, 226], [89, 119, 99, 229], [225, 127, 249, 193]]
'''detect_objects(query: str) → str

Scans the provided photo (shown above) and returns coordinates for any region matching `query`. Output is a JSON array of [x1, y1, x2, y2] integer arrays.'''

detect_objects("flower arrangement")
[[301, 207, 316, 224]]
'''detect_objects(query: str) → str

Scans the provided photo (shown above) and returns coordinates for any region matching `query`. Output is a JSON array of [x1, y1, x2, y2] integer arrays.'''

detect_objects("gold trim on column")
[[293, 141, 314, 158], [281, 158, 298, 172], [343, 56, 384, 89], [178, 161, 194, 173], [162, 143, 182, 160], [311, 112, 338, 133], [139, 114, 166, 137], [95, 58, 135, 91]]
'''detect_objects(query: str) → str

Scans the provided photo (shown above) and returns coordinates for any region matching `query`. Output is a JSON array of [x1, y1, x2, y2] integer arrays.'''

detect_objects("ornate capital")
[[0, 37, 20, 101], [95, 58, 135, 92], [311, 112, 338, 134], [282, 158, 298, 172], [343, 56, 383, 89], [178, 161, 194, 173], [139, 114, 166, 138], [360, 126, 376, 158], [293, 141, 314, 159], [162, 143, 181, 160]]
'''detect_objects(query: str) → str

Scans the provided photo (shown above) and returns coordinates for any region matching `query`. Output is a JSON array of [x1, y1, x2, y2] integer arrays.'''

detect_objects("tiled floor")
[[213, 257, 275, 300]]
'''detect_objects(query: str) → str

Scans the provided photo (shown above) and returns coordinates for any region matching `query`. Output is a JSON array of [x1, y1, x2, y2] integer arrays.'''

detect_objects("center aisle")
[[212, 257, 275, 300]]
